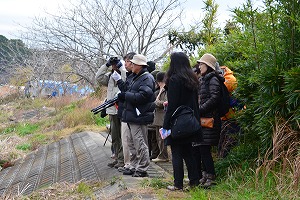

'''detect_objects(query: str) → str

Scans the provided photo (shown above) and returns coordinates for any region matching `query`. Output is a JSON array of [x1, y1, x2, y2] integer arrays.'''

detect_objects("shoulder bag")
[[170, 105, 202, 139]]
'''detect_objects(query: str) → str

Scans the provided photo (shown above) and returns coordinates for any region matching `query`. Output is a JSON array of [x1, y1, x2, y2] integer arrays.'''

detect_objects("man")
[[95, 56, 126, 168], [111, 52, 136, 172], [117, 54, 156, 177]]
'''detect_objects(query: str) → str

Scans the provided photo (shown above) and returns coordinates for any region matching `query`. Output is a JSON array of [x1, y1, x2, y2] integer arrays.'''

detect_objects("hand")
[[118, 92, 126, 101], [106, 59, 111, 67], [116, 61, 123, 68], [111, 71, 121, 81]]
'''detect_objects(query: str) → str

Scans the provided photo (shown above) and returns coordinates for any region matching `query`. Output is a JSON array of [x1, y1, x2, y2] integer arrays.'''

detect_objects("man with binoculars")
[[95, 56, 127, 168]]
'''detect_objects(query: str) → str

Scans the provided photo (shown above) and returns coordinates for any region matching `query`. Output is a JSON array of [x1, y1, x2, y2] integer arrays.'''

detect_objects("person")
[[162, 52, 201, 191], [117, 54, 156, 177], [112, 52, 136, 172], [194, 53, 223, 188], [147, 61, 160, 160], [95, 56, 126, 169], [217, 65, 242, 158], [151, 71, 169, 162]]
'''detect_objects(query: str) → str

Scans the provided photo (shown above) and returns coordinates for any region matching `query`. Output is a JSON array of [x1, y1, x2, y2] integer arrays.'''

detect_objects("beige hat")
[[130, 54, 148, 66], [197, 53, 217, 70]]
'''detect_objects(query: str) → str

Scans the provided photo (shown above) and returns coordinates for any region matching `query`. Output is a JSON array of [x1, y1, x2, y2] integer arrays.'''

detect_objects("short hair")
[[123, 52, 136, 60]]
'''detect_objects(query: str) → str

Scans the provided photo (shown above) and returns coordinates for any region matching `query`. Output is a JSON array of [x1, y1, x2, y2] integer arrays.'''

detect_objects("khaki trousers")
[[126, 123, 150, 172]]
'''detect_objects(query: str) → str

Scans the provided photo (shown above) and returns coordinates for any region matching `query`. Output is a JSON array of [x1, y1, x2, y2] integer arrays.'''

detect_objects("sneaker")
[[151, 158, 169, 162], [107, 160, 118, 168], [166, 185, 183, 191], [123, 168, 135, 175], [118, 166, 129, 172], [132, 171, 148, 177], [114, 162, 125, 168]]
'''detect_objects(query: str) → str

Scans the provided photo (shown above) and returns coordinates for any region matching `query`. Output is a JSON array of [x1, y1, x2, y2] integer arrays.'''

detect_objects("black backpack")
[[205, 76, 230, 117]]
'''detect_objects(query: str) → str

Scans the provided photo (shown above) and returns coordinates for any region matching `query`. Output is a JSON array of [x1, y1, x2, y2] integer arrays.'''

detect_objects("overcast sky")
[[0, 0, 264, 39]]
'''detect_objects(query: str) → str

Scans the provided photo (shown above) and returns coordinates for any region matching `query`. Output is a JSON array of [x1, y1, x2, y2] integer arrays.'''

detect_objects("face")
[[125, 59, 132, 71], [199, 63, 208, 75], [131, 62, 142, 74]]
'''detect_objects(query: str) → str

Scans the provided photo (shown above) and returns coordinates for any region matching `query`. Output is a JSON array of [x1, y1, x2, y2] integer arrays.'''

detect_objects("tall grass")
[[255, 116, 300, 197]]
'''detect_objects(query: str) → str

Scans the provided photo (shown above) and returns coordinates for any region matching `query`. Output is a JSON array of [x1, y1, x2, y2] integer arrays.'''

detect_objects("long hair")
[[166, 52, 199, 90]]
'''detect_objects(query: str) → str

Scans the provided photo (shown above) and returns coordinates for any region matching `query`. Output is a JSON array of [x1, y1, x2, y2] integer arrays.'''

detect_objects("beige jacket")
[[95, 63, 127, 115], [152, 88, 167, 127]]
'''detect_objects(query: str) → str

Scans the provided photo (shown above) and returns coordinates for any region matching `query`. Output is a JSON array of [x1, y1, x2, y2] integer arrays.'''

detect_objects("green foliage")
[[94, 115, 109, 127], [16, 123, 39, 136], [0, 126, 16, 135], [140, 177, 169, 189], [16, 143, 32, 151], [215, 143, 258, 176], [76, 182, 94, 197]]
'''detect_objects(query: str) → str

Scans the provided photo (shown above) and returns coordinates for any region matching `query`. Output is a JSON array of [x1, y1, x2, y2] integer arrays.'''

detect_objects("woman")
[[152, 72, 169, 162], [163, 52, 201, 191], [195, 53, 223, 187]]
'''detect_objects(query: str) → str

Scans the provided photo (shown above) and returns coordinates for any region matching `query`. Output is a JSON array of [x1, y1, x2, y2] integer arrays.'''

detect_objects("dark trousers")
[[171, 143, 199, 188], [196, 145, 215, 175], [109, 114, 123, 163]]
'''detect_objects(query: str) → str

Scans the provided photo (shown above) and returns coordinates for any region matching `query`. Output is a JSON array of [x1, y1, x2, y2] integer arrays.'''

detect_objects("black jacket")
[[198, 72, 224, 146], [163, 75, 201, 145], [121, 68, 156, 124]]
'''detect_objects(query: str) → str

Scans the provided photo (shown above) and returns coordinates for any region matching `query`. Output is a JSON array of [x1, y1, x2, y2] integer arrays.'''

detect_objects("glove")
[[118, 92, 126, 102], [106, 59, 111, 67], [116, 61, 123, 68], [111, 71, 122, 81]]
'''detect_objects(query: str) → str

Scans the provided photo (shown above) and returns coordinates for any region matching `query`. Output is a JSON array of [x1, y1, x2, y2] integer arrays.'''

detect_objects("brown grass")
[[255, 116, 300, 192]]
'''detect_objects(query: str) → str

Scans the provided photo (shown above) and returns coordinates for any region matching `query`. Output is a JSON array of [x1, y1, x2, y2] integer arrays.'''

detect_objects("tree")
[[0, 35, 31, 84], [168, 0, 221, 55], [22, 0, 183, 88]]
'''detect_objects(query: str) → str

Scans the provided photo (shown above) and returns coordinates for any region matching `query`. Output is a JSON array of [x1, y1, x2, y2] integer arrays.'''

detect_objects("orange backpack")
[[220, 66, 237, 120], [220, 66, 237, 93]]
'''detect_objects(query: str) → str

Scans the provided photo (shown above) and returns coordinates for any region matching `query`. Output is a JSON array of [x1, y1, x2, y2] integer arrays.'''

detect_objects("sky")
[[0, 0, 264, 40]]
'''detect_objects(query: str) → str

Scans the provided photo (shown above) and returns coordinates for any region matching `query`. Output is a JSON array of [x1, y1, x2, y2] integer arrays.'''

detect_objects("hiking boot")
[[107, 160, 118, 168], [202, 174, 216, 188], [123, 168, 135, 175], [199, 171, 207, 185], [132, 171, 148, 177], [114, 162, 125, 168]]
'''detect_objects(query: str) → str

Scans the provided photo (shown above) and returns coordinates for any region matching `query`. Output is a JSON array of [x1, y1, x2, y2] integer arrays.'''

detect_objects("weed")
[[140, 177, 170, 189], [16, 123, 39, 136], [16, 143, 32, 151], [77, 182, 94, 198], [1, 126, 16, 135]]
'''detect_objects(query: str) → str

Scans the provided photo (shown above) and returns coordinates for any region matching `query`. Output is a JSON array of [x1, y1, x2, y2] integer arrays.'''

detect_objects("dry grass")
[[3, 180, 105, 200], [0, 135, 28, 162], [255, 116, 300, 195]]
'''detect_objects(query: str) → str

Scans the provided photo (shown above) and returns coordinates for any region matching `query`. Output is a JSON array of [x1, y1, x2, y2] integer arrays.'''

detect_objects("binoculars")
[[109, 57, 120, 65]]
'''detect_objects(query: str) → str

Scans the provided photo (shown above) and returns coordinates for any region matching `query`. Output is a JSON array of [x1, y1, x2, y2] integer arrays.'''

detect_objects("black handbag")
[[170, 105, 202, 139]]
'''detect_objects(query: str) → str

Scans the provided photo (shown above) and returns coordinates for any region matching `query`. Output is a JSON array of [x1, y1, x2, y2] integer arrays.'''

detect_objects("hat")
[[130, 54, 148, 66], [197, 53, 217, 70]]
